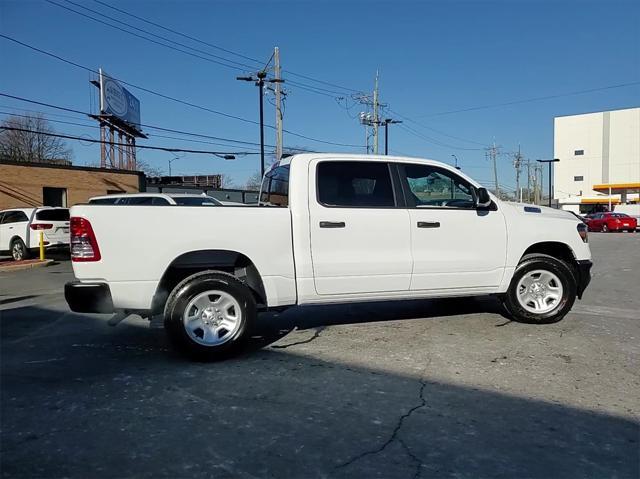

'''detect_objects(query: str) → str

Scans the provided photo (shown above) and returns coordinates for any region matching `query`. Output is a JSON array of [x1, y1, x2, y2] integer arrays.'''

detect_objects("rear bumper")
[[65, 281, 114, 313], [575, 260, 593, 299]]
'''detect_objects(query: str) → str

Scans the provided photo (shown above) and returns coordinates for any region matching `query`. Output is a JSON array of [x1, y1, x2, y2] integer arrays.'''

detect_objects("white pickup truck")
[[65, 154, 592, 359]]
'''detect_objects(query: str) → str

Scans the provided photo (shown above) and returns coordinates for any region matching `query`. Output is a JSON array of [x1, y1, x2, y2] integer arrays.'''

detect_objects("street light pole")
[[257, 71, 266, 178], [237, 71, 284, 179], [536, 158, 560, 207], [382, 118, 402, 155], [451, 154, 461, 170], [168, 156, 179, 176]]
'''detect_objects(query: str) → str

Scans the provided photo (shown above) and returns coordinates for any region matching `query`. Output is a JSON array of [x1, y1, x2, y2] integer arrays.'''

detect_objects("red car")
[[585, 212, 637, 232]]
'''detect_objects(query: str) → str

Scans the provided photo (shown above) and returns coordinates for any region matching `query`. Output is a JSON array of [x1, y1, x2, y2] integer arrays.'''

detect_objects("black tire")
[[602, 224, 609, 232], [164, 271, 256, 361], [10, 238, 30, 261], [503, 254, 577, 324]]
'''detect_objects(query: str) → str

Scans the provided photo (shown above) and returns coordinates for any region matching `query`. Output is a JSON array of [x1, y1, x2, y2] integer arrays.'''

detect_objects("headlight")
[[577, 223, 588, 243]]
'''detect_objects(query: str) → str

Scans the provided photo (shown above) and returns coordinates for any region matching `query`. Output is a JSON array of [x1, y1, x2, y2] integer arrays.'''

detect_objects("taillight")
[[70, 217, 101, 262], [30, 223, 53, 230]]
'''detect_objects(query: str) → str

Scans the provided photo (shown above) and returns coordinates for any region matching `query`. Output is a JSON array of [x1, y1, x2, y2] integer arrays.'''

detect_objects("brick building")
[[0, 160, 145, 210]]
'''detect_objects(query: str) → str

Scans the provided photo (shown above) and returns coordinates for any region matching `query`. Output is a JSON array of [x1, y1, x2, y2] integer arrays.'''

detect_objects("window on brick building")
[[43, 187, 67, 207]]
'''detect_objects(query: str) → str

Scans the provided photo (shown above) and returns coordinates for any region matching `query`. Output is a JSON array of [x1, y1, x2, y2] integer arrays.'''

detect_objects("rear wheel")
[[503, 254, 577, 324], [164, 271, 256, 360], [10, 238, 30, 261], [602, 224, 609, 232]]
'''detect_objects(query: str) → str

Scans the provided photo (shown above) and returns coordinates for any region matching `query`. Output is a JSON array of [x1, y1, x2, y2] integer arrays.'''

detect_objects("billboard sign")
[[99, 69, 141, 130]]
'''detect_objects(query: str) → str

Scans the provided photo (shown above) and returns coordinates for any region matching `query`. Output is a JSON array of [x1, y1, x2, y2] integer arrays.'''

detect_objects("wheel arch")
[[519, 241, 576, 266], [150, 249, 266, 316]]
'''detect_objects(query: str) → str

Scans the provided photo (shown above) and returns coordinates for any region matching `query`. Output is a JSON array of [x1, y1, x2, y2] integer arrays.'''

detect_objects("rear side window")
[[36, 209, 69, 221], [317, 161, 395, 208], [124, 197, 170, 205], [261, 165, 290, 207], [89, 198, 119, 205], [1, 211, 29, 224], [173, 197, 220, 206]]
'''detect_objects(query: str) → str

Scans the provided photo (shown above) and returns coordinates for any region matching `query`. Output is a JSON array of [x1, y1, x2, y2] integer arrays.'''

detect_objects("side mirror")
[[475, 187, 492, 208]]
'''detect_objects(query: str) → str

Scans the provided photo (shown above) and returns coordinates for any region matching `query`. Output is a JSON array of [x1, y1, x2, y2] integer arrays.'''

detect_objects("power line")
[[50, 0, 357, 102], [0, 126, 260, 156], [397, 122, 484, 151], [91, 0, 362, 94], [0, 111, 267, 151], [421, 81, 640, 117], [48, 0, 257, 72], [0, 35, 363, 148], [385, 107, 489, 147], [91, 0, 264, 65], [0, 93, 270, 148], [0, 94, 318, 153]]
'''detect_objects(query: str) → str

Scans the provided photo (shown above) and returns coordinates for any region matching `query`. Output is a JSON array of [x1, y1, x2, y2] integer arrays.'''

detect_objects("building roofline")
[[0, 159, 145, 176], [554, 105, 640, 119]]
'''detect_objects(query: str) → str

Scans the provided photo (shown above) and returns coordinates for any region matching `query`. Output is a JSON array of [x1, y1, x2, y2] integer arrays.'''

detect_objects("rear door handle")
[[417, 221, 440, 228], [319, 221, 345, 228]]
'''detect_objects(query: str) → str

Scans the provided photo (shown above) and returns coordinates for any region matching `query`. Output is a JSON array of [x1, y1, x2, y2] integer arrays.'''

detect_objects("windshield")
[[172, 197, 220, 206]]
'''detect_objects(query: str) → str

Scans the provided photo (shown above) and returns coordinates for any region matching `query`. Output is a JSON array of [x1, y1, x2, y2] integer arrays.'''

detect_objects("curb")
[[0, 259, 55, 273]]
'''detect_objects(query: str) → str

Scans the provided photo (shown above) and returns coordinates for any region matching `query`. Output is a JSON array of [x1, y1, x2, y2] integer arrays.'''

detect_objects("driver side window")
[[401, 164, 475, 209]]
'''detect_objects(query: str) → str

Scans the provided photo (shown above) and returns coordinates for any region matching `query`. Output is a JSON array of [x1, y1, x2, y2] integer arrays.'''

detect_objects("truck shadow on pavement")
[[1, 305, 638, 478], [250, 295, 510, 350]]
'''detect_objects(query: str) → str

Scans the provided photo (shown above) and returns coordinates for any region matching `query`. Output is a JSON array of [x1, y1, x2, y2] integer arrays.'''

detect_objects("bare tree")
[[0, 114, 72, 163], [244, 171, 263, 190], [219, 174, 236, 189], [135, 159, 163, 177]]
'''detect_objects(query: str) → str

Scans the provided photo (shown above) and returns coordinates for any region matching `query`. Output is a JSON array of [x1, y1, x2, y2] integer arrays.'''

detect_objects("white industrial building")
[[553, 106, 640, 214]]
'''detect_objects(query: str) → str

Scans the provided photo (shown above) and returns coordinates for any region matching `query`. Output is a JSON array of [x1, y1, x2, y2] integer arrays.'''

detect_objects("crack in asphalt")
[[399, 438, 425, 479], [336, 376, 429, 471], [271, 326, 326, 349]]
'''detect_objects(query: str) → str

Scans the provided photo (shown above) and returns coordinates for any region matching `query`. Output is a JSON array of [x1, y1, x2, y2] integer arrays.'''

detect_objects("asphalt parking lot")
[[1, 233, 638, 478]]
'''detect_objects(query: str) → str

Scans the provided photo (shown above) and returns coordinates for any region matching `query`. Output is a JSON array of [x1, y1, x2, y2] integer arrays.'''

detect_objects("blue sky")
[[1, 0, 639, 190]]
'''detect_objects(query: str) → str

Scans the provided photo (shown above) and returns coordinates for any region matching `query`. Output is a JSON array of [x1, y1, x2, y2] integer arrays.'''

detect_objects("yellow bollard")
[[39, 231, 45, 260]]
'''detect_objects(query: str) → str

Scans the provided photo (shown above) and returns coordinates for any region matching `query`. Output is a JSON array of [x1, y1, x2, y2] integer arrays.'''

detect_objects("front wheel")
[[164, 271, 257, 360], [503, 254, 577, 324]]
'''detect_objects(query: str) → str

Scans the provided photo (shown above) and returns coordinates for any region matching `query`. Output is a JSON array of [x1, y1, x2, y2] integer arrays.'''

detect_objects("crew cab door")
[[398, 163, 507, 290], [308, 159, 412, 295]]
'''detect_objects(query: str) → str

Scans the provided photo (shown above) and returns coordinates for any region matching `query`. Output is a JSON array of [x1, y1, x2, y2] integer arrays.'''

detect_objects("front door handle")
[[320, 221, 346, 228], [417, 221, 440, 228]]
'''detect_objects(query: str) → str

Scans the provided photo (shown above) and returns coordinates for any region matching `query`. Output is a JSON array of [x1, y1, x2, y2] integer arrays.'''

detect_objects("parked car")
[[0, 207, 70, 260], [584, 212, 637, 232], [88, 193, 222, 206], [65, 154, 592, 360]]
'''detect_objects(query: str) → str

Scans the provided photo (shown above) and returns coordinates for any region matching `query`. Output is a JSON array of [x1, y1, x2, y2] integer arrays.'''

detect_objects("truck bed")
[[70, 205, 296, 310]]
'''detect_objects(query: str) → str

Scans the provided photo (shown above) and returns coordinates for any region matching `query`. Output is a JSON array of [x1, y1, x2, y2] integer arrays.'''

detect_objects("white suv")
[[0, 207, 70, 260], [88, 193, 223, 206]]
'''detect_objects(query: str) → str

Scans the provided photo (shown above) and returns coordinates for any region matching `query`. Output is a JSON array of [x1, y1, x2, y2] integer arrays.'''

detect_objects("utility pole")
[[486, 142, 500, 198], [274, 47, 283, 162], [373, 70, 380, 154], [356, 71, 386, 155], [513, 145, 523, 198], [525, 160, 532, 203], [237, 68, 284, 178]]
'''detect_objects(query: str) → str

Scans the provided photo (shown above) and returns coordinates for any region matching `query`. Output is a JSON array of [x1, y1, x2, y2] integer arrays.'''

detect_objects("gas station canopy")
[[592, 183, 640, 195]]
